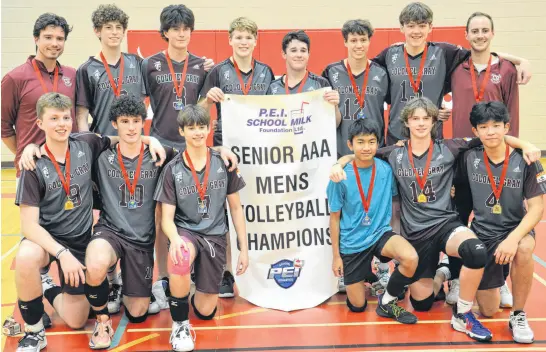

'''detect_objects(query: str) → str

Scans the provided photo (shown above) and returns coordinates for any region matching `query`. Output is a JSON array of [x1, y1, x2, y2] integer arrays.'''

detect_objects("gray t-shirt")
[[266, 72, 329, 95], [94, 145, 177, 251], [322, 60, 389, 154], [76, 53, 146, 135], [374, 42, 468, 145], [462, 147, 546, 245], [154, 149, 246, 235], [15, 133, 111, 250], [377, 138, 481, 241]]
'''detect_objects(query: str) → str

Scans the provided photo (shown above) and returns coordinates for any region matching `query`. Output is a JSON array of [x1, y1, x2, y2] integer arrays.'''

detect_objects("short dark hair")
[[341, 19, 374, 41], [92, 4, 129, 31], [348, 118, 381, 143], [177, 105, 210, 129], [400, 97, 439, 139], [466, 12, 494, 32], [399, 2, 433, 25], [159, 5, 195, 41], [33, 13, 72, 39], [469, 101, 510, 128], [109, 95, 147, 122], [282, 30, 310, 53]]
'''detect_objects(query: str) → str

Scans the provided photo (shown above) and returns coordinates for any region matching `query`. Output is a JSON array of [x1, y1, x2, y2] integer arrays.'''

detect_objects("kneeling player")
[[327, 118, 418, 324], [461, 102, 545, 343], [154, 105, 248, 352]]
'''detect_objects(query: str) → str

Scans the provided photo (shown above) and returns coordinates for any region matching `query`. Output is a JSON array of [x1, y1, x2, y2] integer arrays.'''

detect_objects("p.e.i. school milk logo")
[[246, 102, 312, 135], [267, 258, 304, 289]]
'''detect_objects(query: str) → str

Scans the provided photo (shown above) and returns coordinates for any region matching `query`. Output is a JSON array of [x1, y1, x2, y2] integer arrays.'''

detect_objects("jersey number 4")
[[119, 183, 144, 207], [409, 180, 436, 202]]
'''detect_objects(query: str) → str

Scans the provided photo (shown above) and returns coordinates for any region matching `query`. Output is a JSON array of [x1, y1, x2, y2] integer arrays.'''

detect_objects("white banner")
[[222, 88, 338, 311]]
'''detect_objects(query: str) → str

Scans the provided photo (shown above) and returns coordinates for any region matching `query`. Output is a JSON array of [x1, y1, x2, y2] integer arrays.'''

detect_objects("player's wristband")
[[56, 248, 69, 260]]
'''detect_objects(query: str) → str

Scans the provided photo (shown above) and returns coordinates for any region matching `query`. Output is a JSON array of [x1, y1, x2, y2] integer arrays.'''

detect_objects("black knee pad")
[[346, 297, 367, 313], [84, 279, 110, 308], [18, 296, 44, 325], [125, 309, 148, 323], [458, 238, 487, 269], [410, 293, 434, 312], [191, 295, 217, 320]]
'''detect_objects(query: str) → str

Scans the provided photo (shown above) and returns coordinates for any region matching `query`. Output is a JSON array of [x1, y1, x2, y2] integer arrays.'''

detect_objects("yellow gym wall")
[[1, 0, 545, 164]]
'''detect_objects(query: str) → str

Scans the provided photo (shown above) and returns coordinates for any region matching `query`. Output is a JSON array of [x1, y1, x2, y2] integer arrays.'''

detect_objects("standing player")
[[197, 17, 273, 298], [461, 102, 545, 344], [267, 29, 341, 120], [154, 105, 248, 352], [1, 12, 79, 330], [330, 97, 541, 342], [322, 19, 390, 293], [327, 118, 418, 324]]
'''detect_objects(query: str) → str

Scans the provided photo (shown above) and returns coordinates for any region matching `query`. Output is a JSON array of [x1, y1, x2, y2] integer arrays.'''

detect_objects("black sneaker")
[[435, 285, 446, 302], [219, 271, 235, 298], [42, 312, 52, 329], [376, 294, 418, 324]]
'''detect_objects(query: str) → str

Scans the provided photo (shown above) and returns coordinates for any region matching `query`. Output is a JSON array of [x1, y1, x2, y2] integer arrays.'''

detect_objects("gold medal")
[[417, 193, 427, 203], [492, 203, 502, 214], [65, 199, 74, 210]]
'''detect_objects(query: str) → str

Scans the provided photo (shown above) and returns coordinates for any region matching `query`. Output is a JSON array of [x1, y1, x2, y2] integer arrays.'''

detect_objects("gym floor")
[[2, 165, 546, 352]]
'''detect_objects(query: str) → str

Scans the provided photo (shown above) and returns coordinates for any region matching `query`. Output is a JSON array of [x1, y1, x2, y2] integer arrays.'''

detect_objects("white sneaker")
[[509, 311, 534, 344], [446, 279, 460, 305], [107, 284, 122, 314], [17, 326, 47, 352], [170, 320, 196, 352], [152, 279, 170, 310], [148, 295, 161, 315], [41, 273, 57, 292], [500, 282, 513, 308], [376, 262, 390, 288], [338, 277, 346, 293]]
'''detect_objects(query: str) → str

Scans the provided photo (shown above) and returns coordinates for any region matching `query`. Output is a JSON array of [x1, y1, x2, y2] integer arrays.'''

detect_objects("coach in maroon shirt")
[[449, 12, 519, 138], [1, 13, 79, 178]]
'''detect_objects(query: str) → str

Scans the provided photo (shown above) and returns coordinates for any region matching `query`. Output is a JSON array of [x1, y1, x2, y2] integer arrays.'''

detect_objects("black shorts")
[[409, 220, 467, 282], [478, 233, 536, 290], [91, 225, 154, 297], [341, 231, 396, 286], [176, 228, 227, 294], [21, 238, 87, 296]]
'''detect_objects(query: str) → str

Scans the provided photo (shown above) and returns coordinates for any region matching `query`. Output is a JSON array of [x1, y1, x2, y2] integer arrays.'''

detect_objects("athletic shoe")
[[16, 326, 46, 352], [451, 305, 492, 342], [435, 285, 446, 302], [376, 295, 417, 324], [370, 281, 384, 297], [170, 320, 196, 352], [397, 286, 408, 300], [41, 273, 57, 292], [500, 282, 513, 308], [446, 279, 460, 305], [89, 318, 114, 350], [338, 277, 347, 293], [107, 283, 122, 314], [151, 279, 170, 310], [376, 262, 391, 288], [148, 294, 161, 315], [509, 311, 534, 344], [219, 271, 235, 298], [41, 313, 52, 329]]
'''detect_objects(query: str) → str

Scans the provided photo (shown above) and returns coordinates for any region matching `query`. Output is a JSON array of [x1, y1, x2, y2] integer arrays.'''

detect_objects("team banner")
[[222, 88, 338, 311]]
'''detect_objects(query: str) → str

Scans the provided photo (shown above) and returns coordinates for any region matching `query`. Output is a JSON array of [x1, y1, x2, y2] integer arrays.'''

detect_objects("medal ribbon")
[[469, 55, 492, 102], [185, 149, 211, 201], [32, 59, 59, 93], [353, 160, 376, 216], [483, 144, 510, 203], [165, 51, 189, 98], [117, 143, 144, 196], [407, 140, 434, 193], [284, 70, 309, 94], [403, 44, 428, 93], [346, 59, 370, 109], [232, 57, 255, 95], [44, 144, 71, 198], [99, 52, 125, 96]]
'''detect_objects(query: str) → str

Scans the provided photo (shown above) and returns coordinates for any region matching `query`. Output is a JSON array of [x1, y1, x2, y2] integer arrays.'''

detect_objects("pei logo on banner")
[[267, 259, 305, 289]]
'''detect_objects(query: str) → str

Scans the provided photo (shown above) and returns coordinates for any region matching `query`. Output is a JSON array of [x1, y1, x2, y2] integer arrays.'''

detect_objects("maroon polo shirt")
[[1, 56, 77, 176]]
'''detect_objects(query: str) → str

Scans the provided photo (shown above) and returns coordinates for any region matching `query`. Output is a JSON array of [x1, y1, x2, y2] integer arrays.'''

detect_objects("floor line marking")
[[127, 317, 546, 332], [1, 243, 19, 261], [110, 313, 129, 349], [215, 307, 269, 320], [533, 254, 546, 269], [533, 272, 546, 288], [351, 348, 546, 352], [108, 333, 160, 352]]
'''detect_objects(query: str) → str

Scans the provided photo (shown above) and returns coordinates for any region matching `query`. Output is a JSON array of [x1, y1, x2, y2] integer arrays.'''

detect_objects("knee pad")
[[125, 309, 148, 323], [84, 279, 110, 308], [191, 295, 217, 320], [410, 293, 434, 312], [18, 296, 44, 325], [458, 238, 487, 269], [346, 297, 367, 313], [168, 246, 191, 276]]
